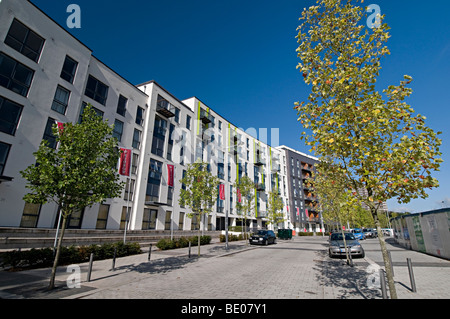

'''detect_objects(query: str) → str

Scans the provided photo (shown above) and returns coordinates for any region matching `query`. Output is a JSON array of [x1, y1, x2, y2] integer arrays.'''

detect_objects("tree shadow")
[[313, 250, 382, 299]]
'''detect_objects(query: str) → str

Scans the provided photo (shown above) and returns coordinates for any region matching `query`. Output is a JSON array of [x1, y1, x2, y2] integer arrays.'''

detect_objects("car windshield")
[[257, 230, 268, 235], [330, 233, 355, 241]]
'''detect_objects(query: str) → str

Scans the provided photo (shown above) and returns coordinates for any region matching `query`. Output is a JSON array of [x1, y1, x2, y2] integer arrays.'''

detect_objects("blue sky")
[[30, 0, 450, 214]]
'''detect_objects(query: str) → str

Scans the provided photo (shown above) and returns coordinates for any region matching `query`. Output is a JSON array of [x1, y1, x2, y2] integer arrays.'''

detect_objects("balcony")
[[271, 163, 281, 172], [256, 211, 267, 218], [255, 183, 265, 192], [200, 109, 214, 125], [254, 156, 266, 166], [156, 99, 176, 118]]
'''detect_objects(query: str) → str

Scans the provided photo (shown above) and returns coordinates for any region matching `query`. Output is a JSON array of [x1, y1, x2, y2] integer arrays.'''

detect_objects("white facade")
[[0, 0, 291, 232]]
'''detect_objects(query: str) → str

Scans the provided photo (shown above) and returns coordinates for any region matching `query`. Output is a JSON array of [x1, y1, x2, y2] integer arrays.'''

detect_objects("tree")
[[267, 190, 285, 229], [20, 105, 124, 289], [234, 176, 255, 243], [179, 161, 219, 256], [310, 160, 359, 265], [295, 0, 443, 298]]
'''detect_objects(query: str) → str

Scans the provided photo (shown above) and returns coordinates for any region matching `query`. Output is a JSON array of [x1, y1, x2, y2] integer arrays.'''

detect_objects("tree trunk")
[[198, 222, 201, 257], [48, 215, 68, 290], [373, 210, 397, 299]]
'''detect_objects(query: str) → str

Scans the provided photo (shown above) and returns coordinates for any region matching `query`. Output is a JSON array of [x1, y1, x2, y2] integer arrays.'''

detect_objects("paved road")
[[0, 236, 449, 301]]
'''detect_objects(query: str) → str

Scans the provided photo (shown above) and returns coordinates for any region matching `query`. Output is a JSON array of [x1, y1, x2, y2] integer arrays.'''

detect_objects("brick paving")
[[0, 236, 449, 300]]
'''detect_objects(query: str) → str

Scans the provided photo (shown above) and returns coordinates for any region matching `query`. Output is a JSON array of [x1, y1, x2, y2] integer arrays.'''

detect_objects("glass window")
[[84, 75, 108, 105], [131, 153, 139, 175], [96, 204, 109, 229], [42, 118, 57, 149], [0, 96, 23, 135], [5, 19, 45, 62], [132, 129, 141, 149], [136, 106, 144, 126], [151, 116, 167, 156], [165, 211, 172, 230], [186, 115, 191, 130], [146, 159, 162, 202], [179, 212, 185, 230], [51, 85, 70, 114], [142, 208, 157, 230], [20, 203, 41, 228], [0, 52, 34, 97], [116, 95, 127, 116], [78, 102, 104, 123], [0, 141, 12, 175], [174, 108, 180, 123], [60, 55, 78, 84], [113, 119, 124, 142]]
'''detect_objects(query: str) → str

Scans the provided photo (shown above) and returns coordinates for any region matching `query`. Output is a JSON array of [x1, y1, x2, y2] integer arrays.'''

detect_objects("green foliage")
[[155, 236, 212, 250], [267, 190, 285, 226], [219, 234, 243, 242], [0, 242, 142, 270], [295, 0, 443, 210], [20, 104, 124, 218]]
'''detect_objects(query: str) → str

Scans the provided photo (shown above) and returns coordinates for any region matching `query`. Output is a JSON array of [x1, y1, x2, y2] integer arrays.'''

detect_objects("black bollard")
[[407, 258, 417, 292], [87, 253, 94, 282], [111, 247, 117, 271], [188, 241, 191, 258], [148, 244, 152, 261]]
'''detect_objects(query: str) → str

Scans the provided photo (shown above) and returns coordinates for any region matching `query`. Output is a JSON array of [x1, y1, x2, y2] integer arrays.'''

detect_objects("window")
[[218, 121, 222, 131], [0, 96, 23, 136], [78, 102, 104, 123], [0, 52, 34, 97], [43, 118, 57, 149], [96, 204, 110, 229], [131, 153, 139, 175], [179, 212, 185, 230], [84, 75, 108, 105], [142, 208, 157, 230], [124, 178, 135, 201], [165, 211, 172, 230], [120, 207, 129, 230], [60, 55, 78, 84], [5, 19, 45, 62], [113, 119, 124, 142], [191, 214, 199, 230], [146, 159, 162, 202], [151, 116, 167, 156], [167, 186, 173, 206], [136, 106, 144, 126], [186, 115, 191, 130], [116, 95, 127, 116], [20, 203, 41, 228], [51, 85, 70, 114], [132, 129, 141, 150], [0, 142, 11, 175], [174, 108, 180, 123]]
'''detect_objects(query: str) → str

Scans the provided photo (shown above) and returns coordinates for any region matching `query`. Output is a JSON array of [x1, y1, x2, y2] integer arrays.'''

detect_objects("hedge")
[[0, 241, 142, 271], [156, 236, 211, 251], [219, 234, 244, 242]]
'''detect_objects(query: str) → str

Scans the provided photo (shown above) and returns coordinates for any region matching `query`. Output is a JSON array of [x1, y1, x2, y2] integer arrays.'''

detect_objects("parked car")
[[249, 230, 277, 245], [328, 232, 365, 258], [363, 228, 378, 238], [351, 228, 365, 240]]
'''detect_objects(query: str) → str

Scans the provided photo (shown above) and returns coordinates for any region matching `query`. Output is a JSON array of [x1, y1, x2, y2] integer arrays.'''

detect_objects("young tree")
[[295, 0, 443, 298], [20, 105, 124, 290], [267, 190, 285, 229], [310, 161, 359, 265], [234, 176, 255, 243], [179, 161, 219, 256]]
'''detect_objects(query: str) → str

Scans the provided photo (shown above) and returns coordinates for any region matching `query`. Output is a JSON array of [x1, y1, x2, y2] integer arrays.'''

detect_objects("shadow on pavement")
[[313, 250, 382, 299]]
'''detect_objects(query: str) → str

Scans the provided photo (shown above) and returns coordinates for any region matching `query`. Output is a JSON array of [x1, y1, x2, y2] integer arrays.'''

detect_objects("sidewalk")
[[0, 238, 254, 299]]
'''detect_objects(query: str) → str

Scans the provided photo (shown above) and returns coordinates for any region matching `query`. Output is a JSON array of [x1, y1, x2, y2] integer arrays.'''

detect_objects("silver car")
[[328, 232, 365, 258]]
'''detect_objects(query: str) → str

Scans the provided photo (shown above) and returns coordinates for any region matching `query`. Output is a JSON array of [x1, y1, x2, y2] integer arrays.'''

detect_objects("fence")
[[391, 208, 450, 260]]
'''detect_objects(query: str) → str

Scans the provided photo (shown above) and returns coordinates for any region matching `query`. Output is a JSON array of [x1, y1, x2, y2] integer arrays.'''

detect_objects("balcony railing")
[[255, 183, 265, 192], [254, 156, 266, 166], [200, 109, 214, 124], [256, 211, 267, 218], [156, 99, 176, 118]]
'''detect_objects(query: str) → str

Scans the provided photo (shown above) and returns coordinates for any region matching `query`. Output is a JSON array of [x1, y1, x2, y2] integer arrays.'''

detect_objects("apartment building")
[[0, 0, 290, 232], [277, 146, 322, 233]]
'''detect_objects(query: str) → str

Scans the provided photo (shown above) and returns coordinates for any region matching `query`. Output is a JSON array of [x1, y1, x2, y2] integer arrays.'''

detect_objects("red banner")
[[219, 184, 225, 200], [167, 164, 174, 187], [296, 207, 300, 216], [56, 121, 65, 134], [305, 209, 309, 217], [119, 148, 131, 176], [237, 188, 241, 203]]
